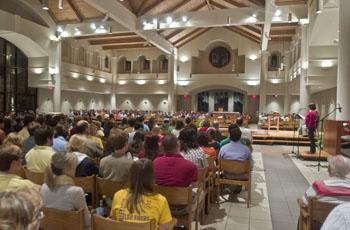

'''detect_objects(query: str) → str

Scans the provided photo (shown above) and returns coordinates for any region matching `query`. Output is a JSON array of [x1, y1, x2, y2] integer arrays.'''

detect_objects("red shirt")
[[153, 153, 197, 187], [306, 110, 317, 129]]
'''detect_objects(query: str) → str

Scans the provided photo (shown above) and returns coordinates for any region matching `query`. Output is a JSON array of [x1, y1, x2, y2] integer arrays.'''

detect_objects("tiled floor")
[[196, 144, 328, 230], [198, 149, 272, 230]]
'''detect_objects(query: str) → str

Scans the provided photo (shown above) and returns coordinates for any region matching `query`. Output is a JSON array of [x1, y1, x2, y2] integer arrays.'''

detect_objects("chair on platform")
[[91, 214, 156, 230], [73, 175, 97, 208], [96, 177, 126, 200], [298, 198, 339, 230], [216, 159, 251, 207], [24, 167, 44, 185], [40, 207, 84, 230], [154, 185, 199, 230]]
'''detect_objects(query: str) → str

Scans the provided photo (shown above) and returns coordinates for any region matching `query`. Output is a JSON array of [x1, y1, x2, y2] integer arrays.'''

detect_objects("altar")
[[210, 111, 240, 127]]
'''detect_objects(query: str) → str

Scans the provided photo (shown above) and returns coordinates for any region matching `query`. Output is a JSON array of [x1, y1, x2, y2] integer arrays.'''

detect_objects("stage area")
[[251, 129, 313, 146]]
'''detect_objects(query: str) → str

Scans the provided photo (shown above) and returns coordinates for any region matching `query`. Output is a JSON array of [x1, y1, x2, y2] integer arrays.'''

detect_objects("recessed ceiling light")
[[57, 26, 64, 33], [247, 80, 259, 86], [118, 80, 127, 85], [166, 16, 173, 24], [41, 0, 49, 10], [99, 78, 106, 83], [152, 18, 157, 24], [321, 60, 333, 68], [58, 0, 63, 9], [136, 80, 146, 85], [158, 80, 166, 85], [275, 9, 282, 16], [248, 54, 258, 61], [271, 79, 279, 84], [90, 23, 96, 30], [252, 14, 257, 18], [177, 81, 189, 86], [180, 56, 189, 63], [182, 16, 188, 22]]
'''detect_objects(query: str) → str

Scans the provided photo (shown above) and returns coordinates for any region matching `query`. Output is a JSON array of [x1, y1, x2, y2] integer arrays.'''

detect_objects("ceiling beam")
[[76, 32, 137, 40], [275, 0, 306, 5], [226, 27, 260, 43], [247, 0, 265, 6], [261, 0, 274, 51], [102, 43, 151, 50], [164, 29, 186, 39], [164, 0, 191, 14], [211, 0, 227, 9], [136, 0, 152, 16], [66, 0, 83, 22], [138, 0, 164, 16], [222, 0, 248, 7], [84, 0, 175, 54], [89, 37, 145, 45], [172, 29, 203, 45], [177, 28, 212, 47], [205, 0, 214, 10]]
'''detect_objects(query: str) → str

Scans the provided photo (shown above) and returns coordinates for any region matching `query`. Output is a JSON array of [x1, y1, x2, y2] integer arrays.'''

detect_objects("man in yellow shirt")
[[0, 144, 37, 192], [25, 126, 55, 173], [18, 114, 35, 141]]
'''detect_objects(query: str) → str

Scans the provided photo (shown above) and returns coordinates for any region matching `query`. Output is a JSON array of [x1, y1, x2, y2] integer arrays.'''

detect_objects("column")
[[299, 25, 310, 116], [336, 0, 350, 120], [208, 91, 214, 112], [110, 53, 117, 110], [191, 94, 197, 112], [50, 41, 61, 112], [168, 55, 176, 113], [283, 55, 290, 114], [259, 51, 268, 114], [228, 92, 234, 112]]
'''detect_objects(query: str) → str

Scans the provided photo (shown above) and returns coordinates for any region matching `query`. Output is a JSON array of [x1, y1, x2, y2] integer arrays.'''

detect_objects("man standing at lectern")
[[305, 103, 318, 153]]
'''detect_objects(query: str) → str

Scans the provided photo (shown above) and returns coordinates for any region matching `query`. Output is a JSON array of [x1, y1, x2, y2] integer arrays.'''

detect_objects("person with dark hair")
[[207, 128, 220, 150], [125, 117, 136, 134], [198, 119, 210, 133], [40, 151, 90, 229], [147, 117, 156, 132], [0, 145, 36, 192], [25, 126, 55, 173], [219, 124, 252, 161], [136, 116, 150, 132], [18, 114, 35, 141], [178, 127, 208, 168], [171, 119, 184, 137], [99, 130, 133, 182], [53, 124, 68, 152], [305, 103, 318, 153], [236, 117, 252, 142], [140, 135, 160, 161], [153, 135, 197, 187], [128, 130, 145, 157], [111, 159, 174, 229], [22, 121, 41, 156], [198, 132, 217, 159]]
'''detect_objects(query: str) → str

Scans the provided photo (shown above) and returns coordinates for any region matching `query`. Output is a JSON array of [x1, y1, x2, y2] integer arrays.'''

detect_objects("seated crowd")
[[1, 111, 349, 230]]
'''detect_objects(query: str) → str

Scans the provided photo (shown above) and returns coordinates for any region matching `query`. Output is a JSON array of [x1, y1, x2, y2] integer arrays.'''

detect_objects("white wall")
[[311, 87, 337, 119], [266, 95, 284, 114], [116, 95, 168, 111]]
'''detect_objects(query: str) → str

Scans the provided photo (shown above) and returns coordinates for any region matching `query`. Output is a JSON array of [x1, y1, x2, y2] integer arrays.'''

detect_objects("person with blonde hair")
[[40, 151, 91, 230], [0, 188, 43, 230], [0, 144, 36, 192], [2, 133, 24, 149], [66, 134, 98, 177]]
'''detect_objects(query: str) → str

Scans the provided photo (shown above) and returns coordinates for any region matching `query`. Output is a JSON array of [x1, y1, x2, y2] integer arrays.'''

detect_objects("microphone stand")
[[291, 113, 297, 156], [316, 107, 340, 171]]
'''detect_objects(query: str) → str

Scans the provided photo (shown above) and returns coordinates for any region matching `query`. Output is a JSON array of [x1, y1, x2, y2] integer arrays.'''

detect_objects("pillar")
[[208, 91, 214, 112], [191, 94, 197, 112], [299, 25, 310, 116], [50, 41, 61, 112], [336, 0, 350, 120], [110, 53, 117, 110], [228, 92, 234, 112], [283, 55, 290, 114], [259, 51, 268, 114], [168, 55, 176, 113]]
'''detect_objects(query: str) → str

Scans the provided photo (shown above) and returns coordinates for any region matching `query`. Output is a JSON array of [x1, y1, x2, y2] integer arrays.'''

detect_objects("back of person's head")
[[202, 119, 210, 128], [162, 135, 178, 153], [178, 127, 199, 152], [144, 135, 160, 160], [54, 124, 68, 139], [23, 114, 35, 127], [66, 134, 87, 153], [34, 126, 54, 146], [328, 155, 350, 178], [198, 132, 209, 147], [2, 133, 24, 148], [127, 159, 154, 213], [207, 128, 216, 141], [89, 123, 98, 136], [128, 118, 136, 127], [107, 130, 129, 152], [236, 117, 243, 127], [151, 126, 161, 136], [45, 151, 78, 189], [228, 124, 242, 142], [309, 103, 316, 111], [0, 145, 21, 173], [185, 117, 192, 125], [45, 118, 58, 127], [0, 188, 43, 230], [175, 120, 185, 130], [28, 122, 41, 136], [74, 120, 89, 135], [134, 123, 144, 131]]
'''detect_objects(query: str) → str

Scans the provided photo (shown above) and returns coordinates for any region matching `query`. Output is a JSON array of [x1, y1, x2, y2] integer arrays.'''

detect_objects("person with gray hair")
[[298, 155, 350, 208]]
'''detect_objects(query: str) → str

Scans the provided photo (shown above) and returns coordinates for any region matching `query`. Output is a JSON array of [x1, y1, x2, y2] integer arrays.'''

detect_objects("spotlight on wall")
[[180, 56, 189, 63], [182, 16, 188, 22], [166, 16, 173, 24], [41, 0, 49, 10], [271, 79, 279, 84], [321, 60, 334, 68], [158, 80, 166, 85], [248, 54, 258, 61], [49, 67, 58, 75], [90, 23, 97, 30], [316, 0, 323, 14], [247, 80, 259, 86], [118, 80, 127, 85], [58, 0, 63, 9], [32, 68, 45, 74], [275, 9, 282, 16], [99, 78, 106, 83], [86, 75, 94, 81], [136, 80, 146, 85], [177, 81, 189, 86], [74, 27, 81, 36], [71, 73, 79, 78]]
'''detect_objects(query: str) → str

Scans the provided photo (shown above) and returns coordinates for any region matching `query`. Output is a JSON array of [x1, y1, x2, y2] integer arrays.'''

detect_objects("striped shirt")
[[321, 202, 350, 230]]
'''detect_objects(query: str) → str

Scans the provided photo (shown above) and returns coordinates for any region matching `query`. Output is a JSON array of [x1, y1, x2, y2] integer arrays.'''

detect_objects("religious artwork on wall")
[[209, 46, 231, 68]]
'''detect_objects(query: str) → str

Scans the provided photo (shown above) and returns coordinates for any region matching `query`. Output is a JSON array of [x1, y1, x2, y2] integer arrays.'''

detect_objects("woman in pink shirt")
[[305, 103, 318, 153]]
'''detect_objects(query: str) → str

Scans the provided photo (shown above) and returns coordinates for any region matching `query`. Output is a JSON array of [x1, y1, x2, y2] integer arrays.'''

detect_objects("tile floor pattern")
[[197, 148, 272, 230], [194, 145, 328, 230]]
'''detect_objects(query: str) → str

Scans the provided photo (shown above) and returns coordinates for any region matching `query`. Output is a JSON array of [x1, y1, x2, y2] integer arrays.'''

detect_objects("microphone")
[[337, 104, 342, 112]]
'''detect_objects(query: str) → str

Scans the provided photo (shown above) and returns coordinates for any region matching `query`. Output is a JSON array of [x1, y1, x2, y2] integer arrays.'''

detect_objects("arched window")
[[158, 55, 168, 73], [104, 56, 109, 69]]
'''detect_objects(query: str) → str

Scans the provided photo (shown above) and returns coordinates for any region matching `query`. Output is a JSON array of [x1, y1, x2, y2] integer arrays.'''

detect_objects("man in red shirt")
[[305, 103, 318, 153], [153, 134, 197, 187]]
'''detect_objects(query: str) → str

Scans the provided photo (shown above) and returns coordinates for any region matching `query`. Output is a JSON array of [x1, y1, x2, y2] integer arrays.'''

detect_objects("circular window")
[[209, 46, 231, 68]]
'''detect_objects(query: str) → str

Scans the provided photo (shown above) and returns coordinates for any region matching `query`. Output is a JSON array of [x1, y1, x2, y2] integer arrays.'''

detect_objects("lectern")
[[323, 119, 347, 155]]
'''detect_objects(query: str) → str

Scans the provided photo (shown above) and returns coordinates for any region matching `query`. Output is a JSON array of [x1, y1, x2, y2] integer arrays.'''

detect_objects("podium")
[[323, 119, 347, 155]]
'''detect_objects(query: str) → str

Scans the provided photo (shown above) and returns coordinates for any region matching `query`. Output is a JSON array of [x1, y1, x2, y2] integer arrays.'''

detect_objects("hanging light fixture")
[[41, 0, 49, 10], [316, 0, 323, 14], [58, 0, 63, 9]]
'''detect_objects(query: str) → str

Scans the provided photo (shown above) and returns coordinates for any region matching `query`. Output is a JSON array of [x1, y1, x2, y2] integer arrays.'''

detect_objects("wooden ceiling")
[[45, 0, 306, 49]]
